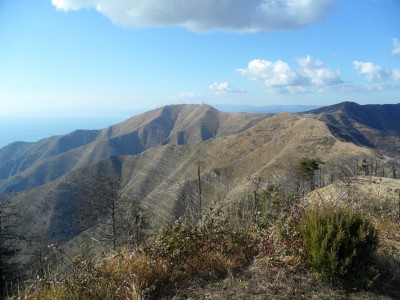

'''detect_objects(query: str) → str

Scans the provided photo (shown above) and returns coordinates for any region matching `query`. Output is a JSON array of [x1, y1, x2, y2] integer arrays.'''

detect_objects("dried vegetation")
[[13, 175, 400, 300]]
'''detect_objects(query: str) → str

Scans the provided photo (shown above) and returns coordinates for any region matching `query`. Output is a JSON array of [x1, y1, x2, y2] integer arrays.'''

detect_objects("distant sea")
[[0, 115, 133, 149], [0, 105, 321, 149]]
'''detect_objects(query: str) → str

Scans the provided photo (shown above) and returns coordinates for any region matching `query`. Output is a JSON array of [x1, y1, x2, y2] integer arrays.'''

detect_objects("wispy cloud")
[[209, 82, 247, 94], [171, 92, 204, 101], [51, 0, 335, 32], [392, 38, 400, 57], [236, 56, 343, 93]]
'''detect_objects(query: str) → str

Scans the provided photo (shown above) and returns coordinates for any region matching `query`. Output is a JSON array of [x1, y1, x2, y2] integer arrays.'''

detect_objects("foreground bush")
[[144, 208, 259, 288], [18, 208, 261, 299], [299, 205, 379, 281]]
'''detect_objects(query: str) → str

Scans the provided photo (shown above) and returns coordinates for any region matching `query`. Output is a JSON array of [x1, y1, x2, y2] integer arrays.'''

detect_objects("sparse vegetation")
[[14, 177, 400, 300], [17, 204, 263, 299], [1, 105, 400, 299]]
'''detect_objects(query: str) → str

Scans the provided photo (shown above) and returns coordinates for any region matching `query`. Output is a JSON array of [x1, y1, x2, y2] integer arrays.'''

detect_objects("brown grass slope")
[[6, 112, 380, 253], [19, 177, 400, 300], [0, 105, 266, 194], [5, 103, 400, 298]]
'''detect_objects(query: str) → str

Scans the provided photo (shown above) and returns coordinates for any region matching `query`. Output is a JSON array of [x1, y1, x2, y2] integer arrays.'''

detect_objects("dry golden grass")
[[17, 209, 262, 300], [16, 178, 400, 299], [18, 251, 166, 300]]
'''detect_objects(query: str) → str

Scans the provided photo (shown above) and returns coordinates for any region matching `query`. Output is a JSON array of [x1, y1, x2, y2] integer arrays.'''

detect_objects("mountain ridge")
[[306, 101, 400, 156], [3, 110, 380, 247], [0, 104, 267, 194], [1, 102, 399, 261]]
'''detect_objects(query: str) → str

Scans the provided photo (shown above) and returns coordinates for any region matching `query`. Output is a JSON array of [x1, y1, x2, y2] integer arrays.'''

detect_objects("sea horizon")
[[0, 115, 134, 149]]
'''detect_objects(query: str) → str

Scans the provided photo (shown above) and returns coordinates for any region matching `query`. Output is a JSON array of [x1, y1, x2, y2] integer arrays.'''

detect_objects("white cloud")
[[298, 56, 343, 86], [352, 61, 390, 82], [236, 56, 343, 93], [51, 0, 335, 32], [349, 38, 400, 88], [52, 0, 93, 10], [209, 82, 247, 93], [237, 59, 304, 89], [352, 61, 400, 92], [393, 69, 400, 81], [392, 38, 400, 56], [353, 61, 400, 82]]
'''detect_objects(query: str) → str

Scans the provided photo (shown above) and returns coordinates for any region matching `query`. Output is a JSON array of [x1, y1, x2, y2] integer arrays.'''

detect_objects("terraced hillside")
[[1, 103, 399, 265]]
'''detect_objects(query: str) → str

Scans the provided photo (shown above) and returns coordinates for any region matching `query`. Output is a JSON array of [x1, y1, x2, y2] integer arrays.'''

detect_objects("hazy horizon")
[[1, 0, 399, 118], [0, 115, 132, 149], [0, 103, 324, 148]]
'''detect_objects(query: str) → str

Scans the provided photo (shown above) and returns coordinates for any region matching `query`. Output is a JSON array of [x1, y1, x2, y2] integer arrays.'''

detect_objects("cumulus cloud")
[[353, 61, 400, 82], [209, 82, 247, 93], [352, 61, 400, 92], [236, 56, 343, 93], [51, 0, 335, 32], [237, 59, 303, 88], [392, 38, 400, 57], [52, 0, 93, 10], [298, 56, 343, 86]]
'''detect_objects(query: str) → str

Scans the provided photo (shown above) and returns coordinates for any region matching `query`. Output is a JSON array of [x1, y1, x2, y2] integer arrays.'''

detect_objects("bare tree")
[[76, 171, 151, 251], [0, 196, 24, 297], [197, 161, 204, 213], [249, 176, 264, 223], [117, 195, 152, 249]]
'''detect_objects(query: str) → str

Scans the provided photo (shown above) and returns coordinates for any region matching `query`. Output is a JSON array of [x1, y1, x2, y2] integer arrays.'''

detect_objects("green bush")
[[299, 205, 378, 280]]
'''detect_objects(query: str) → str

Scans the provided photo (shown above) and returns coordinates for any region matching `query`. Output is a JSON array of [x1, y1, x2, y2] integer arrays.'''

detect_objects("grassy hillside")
[[1, 103, 400, 299], [4, 112, 383, 254], [16, 176, 400, 299]]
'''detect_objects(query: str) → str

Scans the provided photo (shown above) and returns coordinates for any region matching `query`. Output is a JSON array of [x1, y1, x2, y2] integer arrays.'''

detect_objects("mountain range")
[[0, 101, 399, 257], [308, 101, 400, 157]]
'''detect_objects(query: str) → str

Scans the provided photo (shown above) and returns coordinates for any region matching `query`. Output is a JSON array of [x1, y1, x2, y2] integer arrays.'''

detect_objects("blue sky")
[[0, 0, 399, 116]]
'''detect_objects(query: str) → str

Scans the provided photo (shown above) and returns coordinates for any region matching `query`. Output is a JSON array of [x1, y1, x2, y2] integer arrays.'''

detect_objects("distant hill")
[[0, 105, 266, 194], [213, 104, 321, 113], [1, 102, 399, 265], [305, 101, 400, 157]]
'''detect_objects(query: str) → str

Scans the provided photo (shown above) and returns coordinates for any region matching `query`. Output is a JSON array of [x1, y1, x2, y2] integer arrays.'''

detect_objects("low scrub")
[[18, 208, 261, 299], [299, 205, 379, 283], [144, 208, 259, 293], [17, 185, 400, 299]]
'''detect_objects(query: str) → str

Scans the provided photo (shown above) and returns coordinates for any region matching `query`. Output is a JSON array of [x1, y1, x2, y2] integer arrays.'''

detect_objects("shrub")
[[145, 207, 259, 282], [299, 205, 379, 281]]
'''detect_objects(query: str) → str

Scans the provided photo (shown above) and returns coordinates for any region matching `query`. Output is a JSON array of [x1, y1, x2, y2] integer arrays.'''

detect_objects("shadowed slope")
[[7, 113, 378, 246], [307, 102, 400, 156], [0, 105, 267, 194]]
